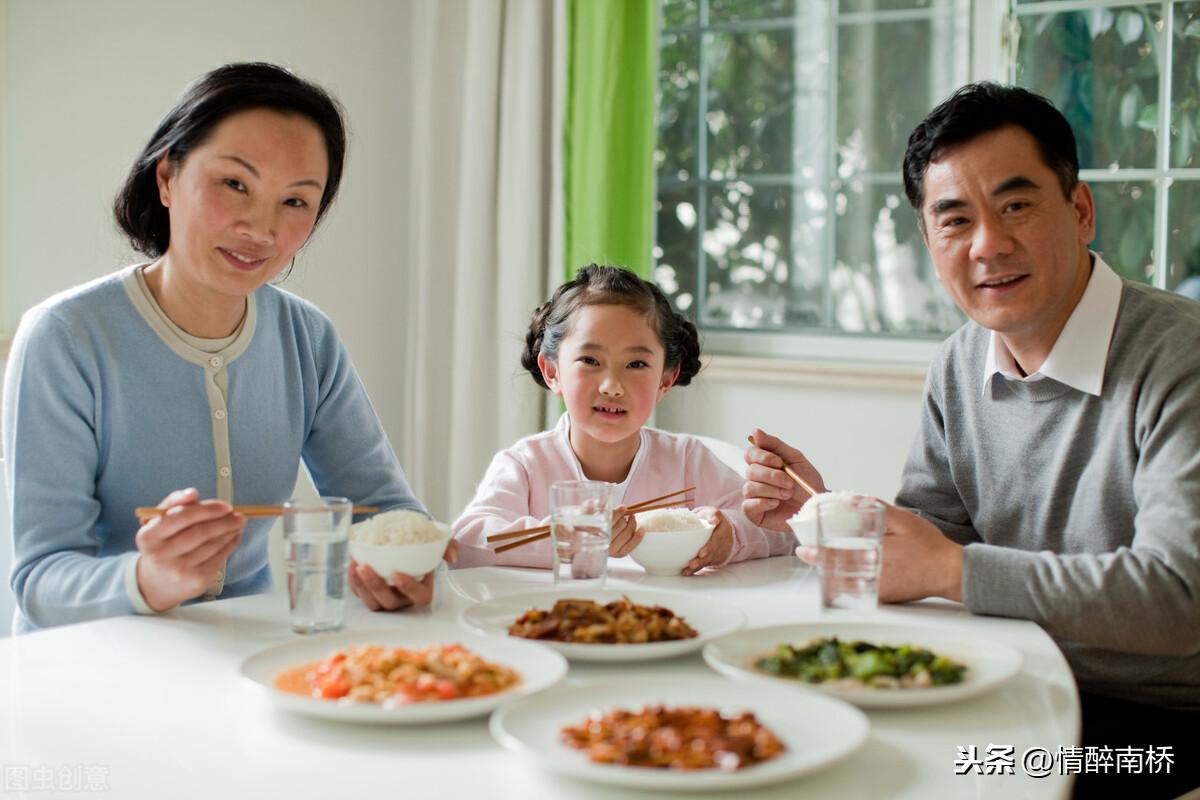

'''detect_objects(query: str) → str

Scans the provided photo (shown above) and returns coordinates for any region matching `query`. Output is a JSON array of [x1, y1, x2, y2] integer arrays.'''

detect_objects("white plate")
[[238, 623, 568, 724], [703, 622, 1023, 708], [490, 675, 869, 791], [460, 589, 745, 662]]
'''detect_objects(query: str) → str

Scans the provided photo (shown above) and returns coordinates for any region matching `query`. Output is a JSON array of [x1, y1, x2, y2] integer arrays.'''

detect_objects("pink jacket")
[[452, 415, 796, 569]]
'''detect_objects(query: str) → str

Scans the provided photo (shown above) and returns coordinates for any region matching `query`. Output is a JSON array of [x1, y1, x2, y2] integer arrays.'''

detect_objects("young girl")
[[452, 265, 795, 572]]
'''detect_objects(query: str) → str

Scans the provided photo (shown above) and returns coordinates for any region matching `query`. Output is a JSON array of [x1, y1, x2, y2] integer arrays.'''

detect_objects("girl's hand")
[[608, 505, 642, 557], [683, 507, 733, 575], [349, 540, 457, 612], [134, 487, 246, 612], [742, 429, 827, 532]]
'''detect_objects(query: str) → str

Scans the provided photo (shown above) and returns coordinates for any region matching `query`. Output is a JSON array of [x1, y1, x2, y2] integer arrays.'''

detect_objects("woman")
[[3, 62, 442, 632]]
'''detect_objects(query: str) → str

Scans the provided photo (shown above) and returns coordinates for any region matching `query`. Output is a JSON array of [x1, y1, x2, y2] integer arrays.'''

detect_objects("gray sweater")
[[897, 282, 1200, 709]]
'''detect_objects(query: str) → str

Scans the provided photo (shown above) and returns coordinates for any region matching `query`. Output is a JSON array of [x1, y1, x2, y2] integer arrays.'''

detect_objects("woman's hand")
[[134, 487, 246, 612], [683, 508, 734, 575], [349, 540, 458, 612], [608, 505, 642, 557], [742, 429, 827, 533]]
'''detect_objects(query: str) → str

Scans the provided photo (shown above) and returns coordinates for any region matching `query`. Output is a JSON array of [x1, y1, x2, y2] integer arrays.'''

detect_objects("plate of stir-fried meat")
[[460, 590, 745, 662], [489, 675, 869, 790]]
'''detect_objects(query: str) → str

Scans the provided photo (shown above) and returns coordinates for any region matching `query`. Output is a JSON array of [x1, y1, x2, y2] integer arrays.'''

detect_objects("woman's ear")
[[155, 153, 175, 208], [657, 365, 680, 401], [537, 352, 562, 395]]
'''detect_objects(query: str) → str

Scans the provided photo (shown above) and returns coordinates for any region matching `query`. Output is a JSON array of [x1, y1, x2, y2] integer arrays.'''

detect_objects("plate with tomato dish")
[[239, 623, 567, 723]]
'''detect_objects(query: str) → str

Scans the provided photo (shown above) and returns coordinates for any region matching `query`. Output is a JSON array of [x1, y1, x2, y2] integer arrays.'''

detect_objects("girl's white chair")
[[693, 435, 747, 478]]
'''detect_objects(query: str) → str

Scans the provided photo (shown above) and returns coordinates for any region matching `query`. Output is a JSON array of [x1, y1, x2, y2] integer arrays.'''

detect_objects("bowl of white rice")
[[787, 491, 870, 547], [629, 508, 713, 576], [348, 509, 451, 578]]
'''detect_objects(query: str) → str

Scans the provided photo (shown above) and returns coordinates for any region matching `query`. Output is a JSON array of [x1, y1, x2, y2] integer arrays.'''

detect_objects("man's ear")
[[1071, 181, 1097, 246], [537, 352, 562, 394]]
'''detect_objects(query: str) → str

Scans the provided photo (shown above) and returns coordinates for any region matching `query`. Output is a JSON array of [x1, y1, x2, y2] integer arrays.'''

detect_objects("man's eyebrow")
[[929, 197, 967, 216], [993, 175, 1040, 195], [218, 155, 323, 190]]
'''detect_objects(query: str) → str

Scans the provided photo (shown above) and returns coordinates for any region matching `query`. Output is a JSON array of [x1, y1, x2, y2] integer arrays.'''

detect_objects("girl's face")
[[155, 108, 327, 300], [538, 303, 679, 449]]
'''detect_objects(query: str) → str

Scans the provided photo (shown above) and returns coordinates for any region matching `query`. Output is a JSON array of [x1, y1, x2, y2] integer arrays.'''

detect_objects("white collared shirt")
[[982, 254, 1124, 397]]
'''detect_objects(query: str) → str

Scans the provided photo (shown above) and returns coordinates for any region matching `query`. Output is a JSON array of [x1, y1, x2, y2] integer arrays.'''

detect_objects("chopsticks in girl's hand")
[[485, 486, 696, 544], [746, 435, 820, 499], [487, 486, 697, 553], [134, 504, 380, 524]]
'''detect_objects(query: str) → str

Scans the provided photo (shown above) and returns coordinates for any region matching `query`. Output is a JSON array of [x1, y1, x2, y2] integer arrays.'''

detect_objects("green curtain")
[[563, 0, 657, 281]]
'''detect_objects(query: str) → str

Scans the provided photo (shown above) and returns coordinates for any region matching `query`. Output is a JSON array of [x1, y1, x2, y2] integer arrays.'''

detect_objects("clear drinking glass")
[[550, 480, 613, 590], [817, 496, 885, 612], [283, 496, 351, 634]]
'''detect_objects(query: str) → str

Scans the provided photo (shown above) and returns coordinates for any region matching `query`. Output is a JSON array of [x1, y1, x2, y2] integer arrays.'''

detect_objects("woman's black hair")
[[521, 265, 703, 389], [903, 82, 1079, 222], [114, 62, 347, 257]]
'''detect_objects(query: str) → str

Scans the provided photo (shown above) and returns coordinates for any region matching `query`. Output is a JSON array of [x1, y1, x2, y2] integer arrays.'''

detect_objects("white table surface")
[[0, 557, 1078, 799]]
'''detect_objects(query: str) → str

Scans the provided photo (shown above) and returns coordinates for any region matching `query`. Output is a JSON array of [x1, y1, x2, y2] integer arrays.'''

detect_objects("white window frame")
[[1009, 0, 1200, 293], [658, 0, 1011, 368]]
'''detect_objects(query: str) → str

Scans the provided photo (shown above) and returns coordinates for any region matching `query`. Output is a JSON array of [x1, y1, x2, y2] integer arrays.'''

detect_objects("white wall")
[[0, 0, 414, 454], [656, 356, 928, 502]]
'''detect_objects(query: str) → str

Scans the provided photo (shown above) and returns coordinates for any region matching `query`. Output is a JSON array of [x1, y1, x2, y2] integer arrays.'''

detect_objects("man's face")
[[919, 125, 1096, 348]]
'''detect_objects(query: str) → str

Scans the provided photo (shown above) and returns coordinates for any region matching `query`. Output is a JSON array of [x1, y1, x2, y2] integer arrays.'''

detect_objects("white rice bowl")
[[786, 491, 870, 547], [630, 508, 713, 576], [349, 510, 451, 578]]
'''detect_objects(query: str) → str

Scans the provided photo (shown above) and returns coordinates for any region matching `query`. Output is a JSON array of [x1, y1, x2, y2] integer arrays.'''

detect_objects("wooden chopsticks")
[[488, 486, 695, 554], [746, 435, 820, 498], [134, 504, 379, 524]]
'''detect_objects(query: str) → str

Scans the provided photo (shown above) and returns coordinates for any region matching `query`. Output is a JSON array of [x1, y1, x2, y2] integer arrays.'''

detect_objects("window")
[[1012, 1, 1200, 297], [655, 0, 1200, 357]]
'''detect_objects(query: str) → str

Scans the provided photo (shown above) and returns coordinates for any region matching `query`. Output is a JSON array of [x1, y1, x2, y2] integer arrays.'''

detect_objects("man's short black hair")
[[903, 82, 1080, 218]]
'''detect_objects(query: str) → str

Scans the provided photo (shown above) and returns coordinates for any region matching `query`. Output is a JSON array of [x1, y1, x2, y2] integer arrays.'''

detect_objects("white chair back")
[[693, 435, 747, 478], [0, 459, 13, 637]]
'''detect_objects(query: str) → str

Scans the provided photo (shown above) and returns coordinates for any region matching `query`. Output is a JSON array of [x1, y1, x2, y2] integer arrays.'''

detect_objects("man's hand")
[[879, 505, 964, 603], [742, 429, 827, 532]]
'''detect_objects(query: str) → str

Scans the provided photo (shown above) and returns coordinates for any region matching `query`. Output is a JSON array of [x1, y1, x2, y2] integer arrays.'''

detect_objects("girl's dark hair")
[[521, 265, 703, 389], [903, 82, 1079, 221], [114, 62, 347, 257]]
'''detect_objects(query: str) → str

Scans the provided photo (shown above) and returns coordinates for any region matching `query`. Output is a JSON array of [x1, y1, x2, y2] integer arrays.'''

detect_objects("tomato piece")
[[319, 680, 350, 699]]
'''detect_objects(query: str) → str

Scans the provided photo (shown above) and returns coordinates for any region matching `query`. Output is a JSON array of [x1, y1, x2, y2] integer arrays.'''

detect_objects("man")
[[743, 83, 1199, 798]]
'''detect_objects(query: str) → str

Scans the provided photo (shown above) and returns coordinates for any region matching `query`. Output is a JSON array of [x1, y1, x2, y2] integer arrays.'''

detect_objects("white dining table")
[[0, 556, 1078, 799]]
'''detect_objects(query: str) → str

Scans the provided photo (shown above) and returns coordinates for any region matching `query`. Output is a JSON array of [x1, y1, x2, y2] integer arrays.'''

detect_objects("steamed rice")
[[635, 507, 705, 532], [350, 509, 445, 546], [788, 491, 869, 524]]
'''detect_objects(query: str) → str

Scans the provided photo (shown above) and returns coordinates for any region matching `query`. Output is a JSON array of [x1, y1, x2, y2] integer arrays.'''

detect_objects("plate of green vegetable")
[[702, 622, 1022, 708]]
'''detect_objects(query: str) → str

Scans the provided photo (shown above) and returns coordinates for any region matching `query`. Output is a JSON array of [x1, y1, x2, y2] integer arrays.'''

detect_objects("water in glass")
[[819, 538, 880, 611], [552, 510, 609, 588], [286, 533, 348, 633]]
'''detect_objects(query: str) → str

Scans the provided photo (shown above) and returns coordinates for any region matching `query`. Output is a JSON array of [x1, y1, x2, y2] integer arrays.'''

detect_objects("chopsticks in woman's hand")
[[134, 504, 379, 525]]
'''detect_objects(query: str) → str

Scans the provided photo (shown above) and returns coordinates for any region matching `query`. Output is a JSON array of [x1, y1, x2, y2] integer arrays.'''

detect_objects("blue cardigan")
[[3, 266, 425, 631]]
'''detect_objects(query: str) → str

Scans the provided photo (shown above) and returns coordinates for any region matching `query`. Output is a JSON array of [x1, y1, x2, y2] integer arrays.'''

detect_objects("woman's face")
[[155, 108, 328, 299]]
